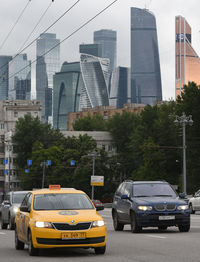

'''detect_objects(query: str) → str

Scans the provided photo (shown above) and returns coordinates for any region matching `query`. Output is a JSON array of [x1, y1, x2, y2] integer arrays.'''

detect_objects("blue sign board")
[[3, 159, 8, 165], [46, 160, 51, 166], [4, 169, 8, 174], [25, 169, 29, 173], [70, 160, 75, 166], [27, 160, 32, 166]]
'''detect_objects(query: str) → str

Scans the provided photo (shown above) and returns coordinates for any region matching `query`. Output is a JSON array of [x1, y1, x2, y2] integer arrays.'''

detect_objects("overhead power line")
[[0, 0, 81, 76], [17, 1, 54, 54], [0, 0, 32, 50], [8, 0, 119, 81]]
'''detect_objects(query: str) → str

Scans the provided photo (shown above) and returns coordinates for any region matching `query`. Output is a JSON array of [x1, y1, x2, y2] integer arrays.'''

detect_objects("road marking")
[[0, 232, 5, 235], [145, 234, 166, 239]]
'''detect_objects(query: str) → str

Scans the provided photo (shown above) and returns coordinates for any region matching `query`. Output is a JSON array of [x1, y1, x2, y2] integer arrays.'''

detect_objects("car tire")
[[130, 212, 141, 233], [178, 224, 190, 232], [189, 203, 195, 214], [94, 245, 106, 255], [28, 231, 39, 256], [158, 226, 167, 230], [1, 218, 8, 229], [15, 228, 24, 250], [113, 211, 124, 231], [9, 216, 15, 230]]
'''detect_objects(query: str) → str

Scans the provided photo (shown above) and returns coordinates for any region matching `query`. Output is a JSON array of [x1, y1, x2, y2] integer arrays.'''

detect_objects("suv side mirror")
[[121, 194, 129, 200], [96, 206, 104, 211], [3, 200, 11, 206], [179, 193, 186, 199]]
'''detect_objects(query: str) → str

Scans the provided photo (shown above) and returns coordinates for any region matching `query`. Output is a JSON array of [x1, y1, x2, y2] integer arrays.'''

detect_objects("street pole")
[[91, 155, 95, 201], [174, 112, 193, 194], [42, 161, 45, 188]]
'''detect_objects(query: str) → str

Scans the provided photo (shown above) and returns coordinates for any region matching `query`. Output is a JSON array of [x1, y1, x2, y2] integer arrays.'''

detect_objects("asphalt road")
[[1, 209, 200, 262]]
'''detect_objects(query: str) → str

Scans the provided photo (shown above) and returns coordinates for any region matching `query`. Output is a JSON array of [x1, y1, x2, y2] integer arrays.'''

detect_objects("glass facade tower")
[[109, 66, 131, 108], [79, 43, 102, 57], [175, 16, 200, 98], [80, 53, 110, 109], [94, 29, 117, 71], [0, 56, 12, 100], [53, 62, 83, 130], [131, 8, 162, 105], [36, 33, 60, 123], [8, 54, 31, 100]]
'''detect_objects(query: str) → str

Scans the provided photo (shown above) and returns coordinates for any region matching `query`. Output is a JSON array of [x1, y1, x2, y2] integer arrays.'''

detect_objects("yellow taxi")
[[14, 185, 107, 256]]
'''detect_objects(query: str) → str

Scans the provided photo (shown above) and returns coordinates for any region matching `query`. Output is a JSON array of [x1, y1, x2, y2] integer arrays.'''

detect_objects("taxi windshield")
[[33, 193, 94, 210]]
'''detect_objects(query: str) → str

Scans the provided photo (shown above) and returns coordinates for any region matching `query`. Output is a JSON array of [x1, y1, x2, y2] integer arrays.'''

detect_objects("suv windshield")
[[33, 193, 94, 210], [13, 193, 26, 204], [133, 183, 177, 198]]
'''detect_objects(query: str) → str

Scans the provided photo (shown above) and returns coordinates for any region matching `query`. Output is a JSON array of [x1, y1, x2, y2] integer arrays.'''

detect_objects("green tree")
[[73, 114, 107, 131]]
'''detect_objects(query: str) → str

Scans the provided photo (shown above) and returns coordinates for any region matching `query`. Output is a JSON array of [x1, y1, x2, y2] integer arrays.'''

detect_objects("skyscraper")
[[8, 54, 31, 100], [80, 53, 110, 108], [53, 62, 83, 130], [36, 33, 60, 123], [94, 29, 117, 71], [0, 56, 12, 100], [79, 43, 102, 57], [109, 67, 131, 108], [131, 8, 162, 105], [175, 16, 200, 98]]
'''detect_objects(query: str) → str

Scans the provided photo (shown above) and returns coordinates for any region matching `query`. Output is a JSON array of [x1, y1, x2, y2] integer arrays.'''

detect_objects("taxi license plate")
[[159, 215, 175, 220], [61, 232, 86, 239]]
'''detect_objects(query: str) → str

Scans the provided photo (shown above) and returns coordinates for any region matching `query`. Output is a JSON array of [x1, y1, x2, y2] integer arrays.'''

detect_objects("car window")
[[33, 193, 94, 210], [133, 183, 177, 197], [124, 183, 132, 197], [12, 193, 27, 204], [115, 183, 123, 196]]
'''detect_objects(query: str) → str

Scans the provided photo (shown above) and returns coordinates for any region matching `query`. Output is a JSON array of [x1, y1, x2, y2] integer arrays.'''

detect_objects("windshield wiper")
[[150, 195, 173, 197], [134, 195, 150, 197]]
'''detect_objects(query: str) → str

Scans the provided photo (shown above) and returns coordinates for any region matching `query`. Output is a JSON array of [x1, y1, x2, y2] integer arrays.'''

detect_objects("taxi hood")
[[31, 209, 103, 223]]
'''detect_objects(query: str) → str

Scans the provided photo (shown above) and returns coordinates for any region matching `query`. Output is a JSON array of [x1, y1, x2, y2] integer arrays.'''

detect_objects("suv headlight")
[[177, 205, 188, 210], [91, 220, 105, 227], [138, 205, 152, 211], [35, 221, 53, 228]]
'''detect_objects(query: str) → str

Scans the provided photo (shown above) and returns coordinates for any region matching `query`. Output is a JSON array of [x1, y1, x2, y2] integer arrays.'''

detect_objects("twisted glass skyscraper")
[[131, 8, 162, 105]]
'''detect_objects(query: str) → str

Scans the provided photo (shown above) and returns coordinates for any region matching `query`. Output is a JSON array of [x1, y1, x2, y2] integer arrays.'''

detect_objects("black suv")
[[112, 181, 190, 233]]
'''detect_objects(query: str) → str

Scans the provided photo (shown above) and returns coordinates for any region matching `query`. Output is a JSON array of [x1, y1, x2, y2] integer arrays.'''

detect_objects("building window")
[[14, 111, 18, 117], [0, 123, 4, 129]]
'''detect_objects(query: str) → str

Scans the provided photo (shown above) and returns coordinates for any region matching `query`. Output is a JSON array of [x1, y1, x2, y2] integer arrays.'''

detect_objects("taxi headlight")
[[91, 220, 105, 227], [35, 221, 53, 228], [138, 205, 152, 211], [177, 205, 188, 210], [13, 207, 19, 213]]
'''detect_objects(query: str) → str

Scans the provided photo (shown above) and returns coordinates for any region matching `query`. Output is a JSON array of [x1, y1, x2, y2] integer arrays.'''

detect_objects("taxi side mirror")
[[20, 206, 29, 212]]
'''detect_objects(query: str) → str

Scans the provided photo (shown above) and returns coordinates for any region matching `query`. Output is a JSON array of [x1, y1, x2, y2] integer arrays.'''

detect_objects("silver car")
[[1, 191, 29, 230]]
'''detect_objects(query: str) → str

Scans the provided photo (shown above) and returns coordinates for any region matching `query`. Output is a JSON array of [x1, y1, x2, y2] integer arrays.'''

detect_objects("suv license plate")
[[159, 215, 175, 220], [62, 232, 86, 239]]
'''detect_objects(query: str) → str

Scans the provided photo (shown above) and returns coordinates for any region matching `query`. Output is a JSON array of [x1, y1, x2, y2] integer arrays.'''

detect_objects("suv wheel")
[[130, 212, 141, 233], [28, 231, 39, 256], [1, 218, 8, 229], [113, 211, 124, 231], [15, 228, 24, 250], [94, 245, 106, 255], [189, 203, 195, 214], [178, 224, 190, 232]]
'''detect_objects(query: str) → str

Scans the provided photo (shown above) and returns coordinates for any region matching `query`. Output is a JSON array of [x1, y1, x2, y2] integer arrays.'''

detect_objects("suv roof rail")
[[124, 180, 134, 182]]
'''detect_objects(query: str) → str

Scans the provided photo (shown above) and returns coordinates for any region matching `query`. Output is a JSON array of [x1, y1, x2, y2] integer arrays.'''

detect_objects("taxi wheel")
[[28, 231, 39, 256], [94, 245, 106, 255], [130, 212, 141, 233], [15, 228, 24, 250], [113, 211, 124, 231]]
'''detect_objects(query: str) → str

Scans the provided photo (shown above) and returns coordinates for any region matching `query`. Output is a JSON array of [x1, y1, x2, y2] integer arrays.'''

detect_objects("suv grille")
[[52, 222, 91, 231], [154, 204, 176, 211]]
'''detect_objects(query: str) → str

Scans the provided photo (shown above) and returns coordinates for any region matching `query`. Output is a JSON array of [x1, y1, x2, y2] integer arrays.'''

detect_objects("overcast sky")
[[0, 0, 199, 100]]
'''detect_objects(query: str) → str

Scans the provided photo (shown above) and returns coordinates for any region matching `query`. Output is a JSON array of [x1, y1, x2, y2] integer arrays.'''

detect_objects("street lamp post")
[[88, 151, 100, 200], [174, 112, 193, 194]]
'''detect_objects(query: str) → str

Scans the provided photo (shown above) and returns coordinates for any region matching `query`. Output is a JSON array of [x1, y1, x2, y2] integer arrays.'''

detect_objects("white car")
[[188, 190, 200, 214]]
